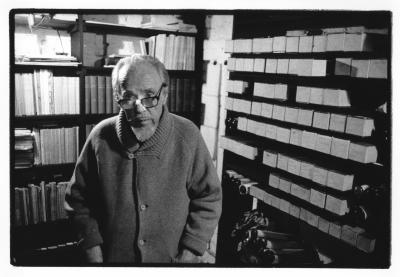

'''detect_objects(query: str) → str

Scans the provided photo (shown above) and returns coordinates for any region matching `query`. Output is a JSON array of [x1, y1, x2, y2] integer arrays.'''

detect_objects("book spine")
[[50, 182, 56, 221], [20, 188, 29, 225], [170, 78, 176, 113], [105, 76, 112, 114], [45, 184, 51, 221], [183, 78, 191, 112], [90, 76, 98, 114], [85, 76, 91, 114], [97, 76, 106, 114], [190, 79, 197, 112], [176, 78, 183, 113], [40, 181, 47, 222], [14, 188, 22, 226]]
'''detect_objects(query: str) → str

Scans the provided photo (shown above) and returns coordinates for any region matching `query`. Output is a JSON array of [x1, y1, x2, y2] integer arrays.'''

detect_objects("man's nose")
[[134, 99, 147, 113]]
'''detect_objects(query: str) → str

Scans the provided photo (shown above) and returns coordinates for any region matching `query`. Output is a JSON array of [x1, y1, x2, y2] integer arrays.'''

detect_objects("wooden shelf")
[[231, 51, 388, 60], [14, 115, 81, 128], [83, 66, 196, 78]]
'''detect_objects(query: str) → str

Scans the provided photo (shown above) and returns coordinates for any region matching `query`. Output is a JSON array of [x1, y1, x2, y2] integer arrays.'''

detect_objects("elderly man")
[[66, 55, 222, 264]]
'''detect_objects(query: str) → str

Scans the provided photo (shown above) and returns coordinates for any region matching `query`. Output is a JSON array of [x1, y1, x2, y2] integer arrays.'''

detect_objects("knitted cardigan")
[[66, 107, 222, 263]]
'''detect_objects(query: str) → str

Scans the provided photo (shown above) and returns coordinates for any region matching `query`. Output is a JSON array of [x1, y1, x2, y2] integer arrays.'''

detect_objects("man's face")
[[118, 63, 167, 142]]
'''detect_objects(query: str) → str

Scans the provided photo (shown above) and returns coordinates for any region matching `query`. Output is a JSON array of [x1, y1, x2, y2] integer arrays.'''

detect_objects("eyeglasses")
[[116, 83, 166, 109]]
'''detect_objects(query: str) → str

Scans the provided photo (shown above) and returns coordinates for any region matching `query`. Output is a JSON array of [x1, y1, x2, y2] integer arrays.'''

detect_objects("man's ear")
[[161, 87, 168, 105]]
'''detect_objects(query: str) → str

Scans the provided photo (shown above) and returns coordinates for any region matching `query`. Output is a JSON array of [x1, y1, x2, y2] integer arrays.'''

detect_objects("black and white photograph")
[[5, 1, 398, 272]]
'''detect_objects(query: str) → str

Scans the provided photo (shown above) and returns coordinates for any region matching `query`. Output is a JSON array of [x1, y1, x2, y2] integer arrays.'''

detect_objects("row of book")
[[15, 71, 79, 116], [225, 26, 387, 54], [227, 57, 388, 79], [14, 181, 69, 226], [225, 170, 375, 254], [15, 129, 34, 168], [85, 76, 119, 114], [168, 78, 197, 113]]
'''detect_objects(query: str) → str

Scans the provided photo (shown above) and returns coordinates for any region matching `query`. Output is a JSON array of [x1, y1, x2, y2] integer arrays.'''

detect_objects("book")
[[97, 76, 106, 114], [90, 76, 98, 114], [85, 76, 91, 114], [105, 76, 113, 114]]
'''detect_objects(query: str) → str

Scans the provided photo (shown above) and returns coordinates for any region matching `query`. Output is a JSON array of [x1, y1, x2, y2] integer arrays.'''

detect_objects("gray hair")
[[111, 54, 169, 98]]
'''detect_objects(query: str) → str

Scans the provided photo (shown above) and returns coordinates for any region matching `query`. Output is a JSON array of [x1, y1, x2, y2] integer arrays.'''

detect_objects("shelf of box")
[[80, 21, 197, 37], [231, 51, 388, 60], [14, 115, 81, 127]]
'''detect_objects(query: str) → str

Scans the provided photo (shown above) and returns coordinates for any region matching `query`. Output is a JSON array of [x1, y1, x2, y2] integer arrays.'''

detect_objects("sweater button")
[[140, 204, 147, 211], [128, 153, 134, 159], [139, 239, 145, 246]]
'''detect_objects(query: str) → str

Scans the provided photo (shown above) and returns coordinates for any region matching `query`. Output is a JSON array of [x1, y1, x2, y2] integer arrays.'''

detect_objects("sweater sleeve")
[[180, 131, 222, 256], [65, 138, 104, 250]]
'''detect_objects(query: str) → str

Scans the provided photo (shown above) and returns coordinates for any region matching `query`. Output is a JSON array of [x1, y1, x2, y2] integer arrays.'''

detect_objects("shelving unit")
[[216, 11, 391, 267], [10, 11, 205, 265]]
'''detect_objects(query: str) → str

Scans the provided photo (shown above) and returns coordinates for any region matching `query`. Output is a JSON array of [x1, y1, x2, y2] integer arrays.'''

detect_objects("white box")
[[277, 153, 289, 171], [344, 33, 377, 52], [329, 114, 347, 133], [312, 60, 328, 76], [299, 36, 313, 52], [276, 127, 291, 143], [328, 221, 342, 239], [269, 173, 280, 188], [272, 105, 285, 121], [227, 57, 236, 71], [288, 59, 300, 75], [279, 198, 291, 213], [252, 38, 273, 53], [226, 79, 235, 92], [301, 131, 317, 150], [345, 116, 375, 137], [348, 142, 378, 163], [224, 40, 234, 53], [246, 119, 256, 134], [312, 35, 327, 52], [330, 138, 350, 159], [251, 102, 262, 116], [291, 183, 311, 201], [335, 58, 352, 76], [306, 211, 319, 227], [234, 39, 253, 53], [273, 36, 286, 52], [274, 84, 288, 100], [309, 87, 324, 104], [312, 112, 331, 130], [254, 82, 274, 99], [277, 59, 289, 74], [284, 107, 299, 123], [323, 89, 351, 107], [271, 194, 281, 209], [351, 59, 370, 78], [278, 177, 292, 193], [296, 59, 314, 76], [243, 59, 255, 72], [315, 134, 332, 154], [289, 203, 301, 218], [318, 217, 330, 233], [310, 189, 326, 208], [255, 122, 267, 137], [265, 59, 278, 73], [326, 33, 346, 51], [241, 100, 252, 114], [253, 58, 266, 72], [327, 170, 354, 191], [325, 195, 349, 216], [235, 58, 245, 71], [357, 233, 376, 253], [287, 157, 301, 175], [263, 150, 278, 167], [286, 36, 300, 52], [265, 124, 277, 139], [312, 166, 328, 186], [261, 103, 273, 118], [300, 161, 314, 179], [296, 86, 311, 103], [297, 109, 314, 126], [237, 117, 248, 131], [225, 97, 234, 110], [290, 129, 303, 146], [299, 208, 308, 222], [262, 191, 272, 205], [341, 225, 364, 246]]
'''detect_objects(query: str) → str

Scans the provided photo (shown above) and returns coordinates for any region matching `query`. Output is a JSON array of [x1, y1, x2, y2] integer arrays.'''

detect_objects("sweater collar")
[[115, 106, 172, 158]]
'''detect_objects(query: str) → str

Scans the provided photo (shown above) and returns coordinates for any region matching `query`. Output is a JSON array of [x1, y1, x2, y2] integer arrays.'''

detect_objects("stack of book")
[[85, 76, 119, 114], [14, 181, 69, 226], [167, 78, 197, 113], [15, 54, 79, 66], [32, 127, 79, 165], [14, 129, 34, 168], [15, 71, 80, 116]]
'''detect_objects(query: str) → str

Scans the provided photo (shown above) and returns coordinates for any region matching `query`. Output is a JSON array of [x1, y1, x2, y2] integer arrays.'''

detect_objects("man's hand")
[[174, 248, 201, 263], [85, 245, 103, 263]]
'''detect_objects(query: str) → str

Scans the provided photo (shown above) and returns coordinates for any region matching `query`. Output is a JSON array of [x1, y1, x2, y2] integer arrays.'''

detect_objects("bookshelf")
[[216, 11, 390, 267], [11, 11, 205, 265]]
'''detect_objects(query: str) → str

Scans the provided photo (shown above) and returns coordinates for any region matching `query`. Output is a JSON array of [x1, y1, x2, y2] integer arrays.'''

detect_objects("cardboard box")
[[344, 33, 383, 52], [224, 40, 234, 53], [345, 116, 375, 137], [269, 172, 280, 188], [237, 117, 248, 131], [310, 189, 327, 208], [296, 59, 314, 76], [301, 131, 317, 150], [329, 114, 347, 133], [312, 166, 328, 186], [243, 58, 255, 72], [288, 59, 300, 75], [225, 97, 234, 110], [296, 86, 311, 103], [348, 142, 378, 163], [287, 157, 301, 175], [291, 183, 311, 201], [225, 79, 235, 92], [323, 89, 351, 107], [255, 121, 267, 137], [234, 39, 253, 53], [274, 84, 288, 100], [341, 225, 365, 246], [241, 100, 252, 114], [289, 203, 301, 218], [312, 112, 331, 130], [278, 177, 292, 193], [297, 109, 314, 126], [246, 119, 256, 134], [300, 161, 314, 179], [279, 198, 291, 213], [299, 208, 308, 222], [235, 58, 245, 71], [249, 186, 264, 200], [277, 153, 289, 171], [330, 138, 350, 159], [261, 103, 273, 118], [277, 59, 290, 74], [253, 58, 266, 72], [272, 36, 286, 52], [271, 194, 281, 209], [299, 36, 313, 52], [306, 211, 319, 227], [262, 191, 272, 205], [326, 33, 346, 51], [272, 105, 286, 121], [277, 127, 291, 143], [315, 134, 332, 154], [263, 150, 278, 167], [286, 36, 300, 52], [227, 57, 236, 71], [318, 217, 330, 233], [312, 35, 327, 52], [335, 58, 352, 76], [327, 170, 354, 191], [254, 82, 273, 98], [356, 233, 376, 253], [265, 124, 277, 139], [251, 101, 262, 116], [252, 38, 273, 53], [312, 60, 328, 76], [290, 129, 303, 146], [284, 107, 299, 123], [351, 59, 370, 78], [328, 221, 342, 239], [325, 195, 350, 216], [265, 59, 278, 73], [309, 87, 324, 104]]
